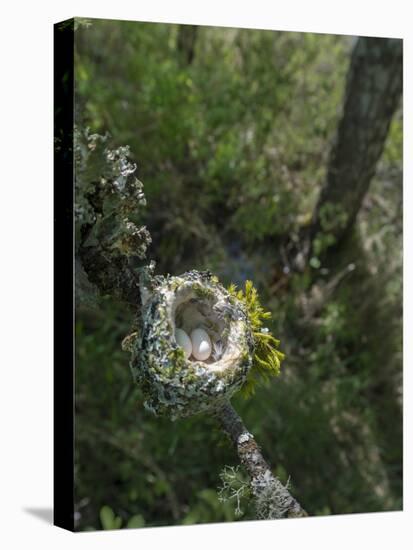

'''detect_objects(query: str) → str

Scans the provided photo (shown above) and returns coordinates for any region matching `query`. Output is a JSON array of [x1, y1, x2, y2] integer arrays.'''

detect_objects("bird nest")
[[129, 270, 254, 419]]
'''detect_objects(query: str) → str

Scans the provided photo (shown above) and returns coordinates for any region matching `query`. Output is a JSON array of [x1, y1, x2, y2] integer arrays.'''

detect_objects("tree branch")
[[216, 401, 308, 519], [74, 127, 151, 310]]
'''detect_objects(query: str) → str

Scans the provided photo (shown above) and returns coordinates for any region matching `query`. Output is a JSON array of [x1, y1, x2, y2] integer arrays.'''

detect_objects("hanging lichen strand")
[[129, 270, 255, 419]]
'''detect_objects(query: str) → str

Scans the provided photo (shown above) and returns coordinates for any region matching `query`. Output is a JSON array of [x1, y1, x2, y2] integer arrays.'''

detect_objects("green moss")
[[167, 346, 186, 370], [193, 283, 215, 300], [228, 280, 285, 397]]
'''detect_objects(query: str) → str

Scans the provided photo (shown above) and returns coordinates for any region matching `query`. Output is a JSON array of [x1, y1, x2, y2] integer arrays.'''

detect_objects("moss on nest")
[[227, 280, 285, 397]]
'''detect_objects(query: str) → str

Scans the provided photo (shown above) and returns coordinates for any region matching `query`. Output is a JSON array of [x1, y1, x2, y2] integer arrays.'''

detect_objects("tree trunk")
[[308, 37, 402, 258], [177, 24, 198, 66]]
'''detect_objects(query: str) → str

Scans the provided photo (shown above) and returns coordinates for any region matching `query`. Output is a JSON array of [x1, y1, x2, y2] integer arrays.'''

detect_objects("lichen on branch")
[[216, 402, 307, 519], [75, 127, 151, 306]]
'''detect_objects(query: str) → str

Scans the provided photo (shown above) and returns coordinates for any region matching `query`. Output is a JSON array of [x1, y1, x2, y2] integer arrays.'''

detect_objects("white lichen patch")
[[129, 270, 255, 419], [238, 432, 253, 445]]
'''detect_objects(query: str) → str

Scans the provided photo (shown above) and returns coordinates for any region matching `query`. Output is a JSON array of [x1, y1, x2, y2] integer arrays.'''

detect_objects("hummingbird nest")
[[128, 270, 254, 419]]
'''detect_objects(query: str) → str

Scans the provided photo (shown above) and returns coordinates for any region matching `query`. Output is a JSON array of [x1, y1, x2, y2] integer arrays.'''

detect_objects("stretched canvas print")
[[54, 17, 403, 531]]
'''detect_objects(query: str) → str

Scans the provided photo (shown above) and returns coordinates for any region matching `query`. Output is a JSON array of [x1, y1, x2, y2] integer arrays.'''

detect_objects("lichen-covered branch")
[[74, 127, 151, 308], [216, 401, 308, 519]]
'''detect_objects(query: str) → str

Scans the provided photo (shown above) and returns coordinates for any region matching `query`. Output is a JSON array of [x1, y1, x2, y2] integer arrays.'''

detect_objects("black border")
[[54, 18, 75, 532]]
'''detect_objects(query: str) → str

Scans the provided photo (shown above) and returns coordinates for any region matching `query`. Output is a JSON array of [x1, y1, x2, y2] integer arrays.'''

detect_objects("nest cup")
[[130, 271, 254, 419]]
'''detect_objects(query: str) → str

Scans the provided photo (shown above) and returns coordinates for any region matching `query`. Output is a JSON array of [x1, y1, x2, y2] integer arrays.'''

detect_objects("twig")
[[215, 401, 308, 519]]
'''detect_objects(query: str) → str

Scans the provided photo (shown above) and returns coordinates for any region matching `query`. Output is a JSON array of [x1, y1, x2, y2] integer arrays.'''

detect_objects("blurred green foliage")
[[74, 19, 402, 530]]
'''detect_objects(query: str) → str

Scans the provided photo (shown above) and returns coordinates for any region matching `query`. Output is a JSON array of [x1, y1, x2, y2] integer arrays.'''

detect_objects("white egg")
[[190, 328, 212, 361], [175, 328, 192, 359]]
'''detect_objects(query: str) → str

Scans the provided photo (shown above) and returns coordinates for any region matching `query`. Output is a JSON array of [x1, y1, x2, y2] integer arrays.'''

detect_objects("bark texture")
[[217, 402, 308, 519], [74, 128, 151, 309], [309, 37, 402, 255], [177, 25, 198, 66]]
